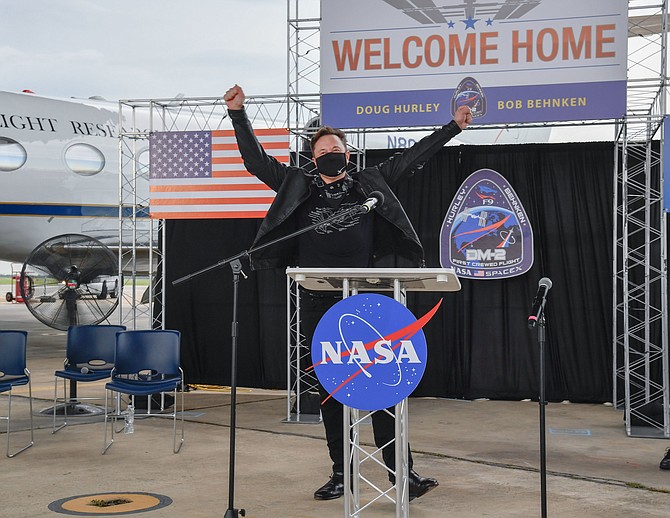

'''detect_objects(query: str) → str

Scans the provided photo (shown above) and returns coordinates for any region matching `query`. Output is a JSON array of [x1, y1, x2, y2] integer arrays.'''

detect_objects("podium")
[[286, 267, 461, 517]]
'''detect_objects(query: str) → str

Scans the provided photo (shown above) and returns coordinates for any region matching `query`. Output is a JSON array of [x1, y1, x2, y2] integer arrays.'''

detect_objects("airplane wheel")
[[5, 292, 13, 302]]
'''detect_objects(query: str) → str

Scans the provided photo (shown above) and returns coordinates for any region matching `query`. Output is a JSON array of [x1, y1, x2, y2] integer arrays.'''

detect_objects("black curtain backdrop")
[[165, 141, 614, 403]]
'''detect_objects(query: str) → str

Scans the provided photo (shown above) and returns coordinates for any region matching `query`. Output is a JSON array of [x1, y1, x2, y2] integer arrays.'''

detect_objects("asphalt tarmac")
[[2, 300, 670, 517]]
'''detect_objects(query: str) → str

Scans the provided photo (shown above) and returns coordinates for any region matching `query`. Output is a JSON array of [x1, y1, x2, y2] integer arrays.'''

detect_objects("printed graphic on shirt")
[[309, 202, 362, 234]]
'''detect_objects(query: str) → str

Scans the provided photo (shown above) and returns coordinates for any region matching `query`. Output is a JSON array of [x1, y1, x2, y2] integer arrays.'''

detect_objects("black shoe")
[[408, 470, 439, 501], [314, 472, 345, 500], [390, 469, 439, 501], [660, 448, 670, 470]]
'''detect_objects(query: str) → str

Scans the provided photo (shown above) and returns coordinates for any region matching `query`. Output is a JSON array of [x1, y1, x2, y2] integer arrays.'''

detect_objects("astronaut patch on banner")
[[439, 169, 533, 280], [311, 293, 439, 411]]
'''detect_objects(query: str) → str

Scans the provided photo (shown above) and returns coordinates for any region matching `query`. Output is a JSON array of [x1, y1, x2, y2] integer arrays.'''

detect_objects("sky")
[[2, 0, 302, 101], [0, 0, 314, 275]]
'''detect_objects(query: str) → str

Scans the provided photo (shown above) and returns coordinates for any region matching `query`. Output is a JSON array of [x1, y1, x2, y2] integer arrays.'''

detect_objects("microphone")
[[359, 191, 384, 214], [528, 277, 552, 329]]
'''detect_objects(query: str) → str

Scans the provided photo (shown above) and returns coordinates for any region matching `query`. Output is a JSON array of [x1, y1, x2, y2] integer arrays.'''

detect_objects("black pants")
[[300, 289, 414, 476]]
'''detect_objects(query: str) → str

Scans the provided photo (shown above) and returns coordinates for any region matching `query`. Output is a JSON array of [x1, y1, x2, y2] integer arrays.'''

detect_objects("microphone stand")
[[172, 202, 374, 518], [534, 311, 548, 518]]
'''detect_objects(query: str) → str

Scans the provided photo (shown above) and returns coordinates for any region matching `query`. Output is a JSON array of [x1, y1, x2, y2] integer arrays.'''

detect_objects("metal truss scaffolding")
[[116, 1, 670, 449], [614, 0, 669, 438], [117, 102, 161, 331]]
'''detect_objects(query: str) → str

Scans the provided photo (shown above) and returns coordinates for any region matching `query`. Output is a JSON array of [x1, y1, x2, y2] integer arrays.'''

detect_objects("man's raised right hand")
[[224, 84, 245, 110]]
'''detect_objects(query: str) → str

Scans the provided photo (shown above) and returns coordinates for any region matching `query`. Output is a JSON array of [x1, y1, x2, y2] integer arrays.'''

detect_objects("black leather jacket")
[[228, 108, 462, 270]]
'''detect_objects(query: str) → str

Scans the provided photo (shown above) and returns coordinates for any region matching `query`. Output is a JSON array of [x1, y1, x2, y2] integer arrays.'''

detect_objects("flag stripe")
[[152, 190, 272, 199], [212, 141, 288, 151], [150, 203, 272, 215], [212, 163, 267, 172], [211, 129, 287, 137], [150, 197, 276, 205], [150, 177, 267, 186], [150, 183, 273, 192], [212, 155, 289, 165], [211, 171, 264, 179], [152, 203, 272, 212], [150, 211, 271, 219], [213, 157, 245, 165], [212, 148, 288, 157]]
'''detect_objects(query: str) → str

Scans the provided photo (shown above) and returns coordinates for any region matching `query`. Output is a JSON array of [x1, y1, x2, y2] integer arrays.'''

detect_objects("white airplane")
[[0, 89, 146, 264]]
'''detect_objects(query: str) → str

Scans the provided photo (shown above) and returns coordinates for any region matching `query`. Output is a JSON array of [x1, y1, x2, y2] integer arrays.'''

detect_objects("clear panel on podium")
[[287, 267, 461, 292]]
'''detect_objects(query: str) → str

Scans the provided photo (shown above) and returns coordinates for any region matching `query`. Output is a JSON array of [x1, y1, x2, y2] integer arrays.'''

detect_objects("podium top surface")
[[286, 267, 461, 292]]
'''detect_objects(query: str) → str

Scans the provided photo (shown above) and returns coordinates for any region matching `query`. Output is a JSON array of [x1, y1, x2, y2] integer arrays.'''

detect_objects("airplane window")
[[137, 148, 150, 178], [64, 143, 105, 176], [0, 137, 27, 171]]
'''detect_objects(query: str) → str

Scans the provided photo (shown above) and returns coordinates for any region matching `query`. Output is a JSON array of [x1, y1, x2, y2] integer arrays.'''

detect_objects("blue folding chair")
[[102, 330, 184, 454], [53, 325, 126, 433], [0, 330, 34, 457]]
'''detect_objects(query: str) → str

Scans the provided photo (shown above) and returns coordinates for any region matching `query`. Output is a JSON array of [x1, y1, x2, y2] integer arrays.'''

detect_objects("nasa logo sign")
[[439, 168, 533, 280], [311, 294, 439, 411]]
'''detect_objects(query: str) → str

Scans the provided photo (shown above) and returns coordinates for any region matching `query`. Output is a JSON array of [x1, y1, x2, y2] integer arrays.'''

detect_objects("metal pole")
[[393, 279, 409, 518], [286, 275, 292, 420], [224, 259, 245, 518], [659, 0, 670, 439], [538, 315, 547, 518]]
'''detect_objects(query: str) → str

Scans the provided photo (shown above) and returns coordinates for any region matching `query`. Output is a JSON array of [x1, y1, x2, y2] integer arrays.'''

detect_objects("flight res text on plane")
[[0, 114, 120, 138]]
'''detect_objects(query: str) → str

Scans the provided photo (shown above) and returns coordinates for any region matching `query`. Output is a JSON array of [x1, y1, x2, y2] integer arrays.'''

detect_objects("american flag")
[[149, 129, 288, 219], [474, 270, 486, 277]]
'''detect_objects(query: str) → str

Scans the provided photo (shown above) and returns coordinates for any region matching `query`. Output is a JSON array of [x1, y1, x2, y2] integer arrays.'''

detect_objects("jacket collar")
[[310, 171, 354, 192]]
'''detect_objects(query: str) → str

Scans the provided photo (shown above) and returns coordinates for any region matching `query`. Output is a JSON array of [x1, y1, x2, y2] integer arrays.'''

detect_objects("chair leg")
[[52, 376, 58, 433], [173, 385, 185, 454], [52, 377, 68, 434], [102, 388, 114, 454], [115, 395, 130, 433], [104, 385, 185, 454], [6, 380, 35, 458]]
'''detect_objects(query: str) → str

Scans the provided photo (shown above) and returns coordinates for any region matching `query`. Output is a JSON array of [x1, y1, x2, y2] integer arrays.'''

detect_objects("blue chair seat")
[[0, 375, 29, 387], [105, 376, 182, 396], [54, 367, 113, 383]]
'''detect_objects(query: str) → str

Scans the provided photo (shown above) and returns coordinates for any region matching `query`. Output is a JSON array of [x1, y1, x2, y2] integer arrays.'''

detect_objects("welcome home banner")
[[320, 0, 628, 128]]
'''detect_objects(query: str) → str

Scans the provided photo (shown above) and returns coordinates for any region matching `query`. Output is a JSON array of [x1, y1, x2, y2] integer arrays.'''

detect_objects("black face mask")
[[315, 152, 347, 177]]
